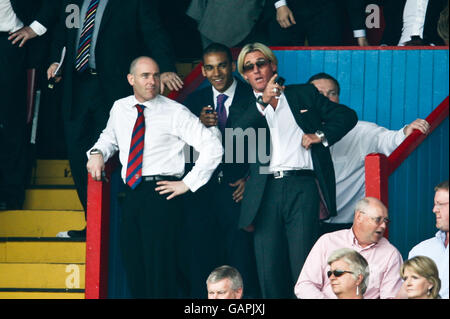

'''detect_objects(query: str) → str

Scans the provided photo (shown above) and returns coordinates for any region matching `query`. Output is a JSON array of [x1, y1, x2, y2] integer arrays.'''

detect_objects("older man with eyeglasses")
[[295, 197, 403, 299]]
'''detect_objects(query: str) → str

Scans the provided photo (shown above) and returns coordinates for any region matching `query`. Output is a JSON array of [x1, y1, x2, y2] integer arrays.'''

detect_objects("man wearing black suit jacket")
[[0, 0, 57, 210], [46, 0, 183, 238], [182, 43, 260, 298], [232, 43, 358, 298]]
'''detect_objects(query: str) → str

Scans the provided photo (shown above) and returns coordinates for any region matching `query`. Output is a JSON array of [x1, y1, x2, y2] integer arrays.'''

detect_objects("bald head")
[[127, 56, 160, 102], [353, 197, 389, 247]]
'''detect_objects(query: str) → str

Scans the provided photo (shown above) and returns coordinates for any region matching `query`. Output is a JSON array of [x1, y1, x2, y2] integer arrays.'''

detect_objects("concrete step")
[[0, 239, 85, 263], [0, 210, 85, 237], [0, 263, 85, 289], [0, 289, 84, 299], [31, 160, 74, 186], [23, 189, 83, 211]]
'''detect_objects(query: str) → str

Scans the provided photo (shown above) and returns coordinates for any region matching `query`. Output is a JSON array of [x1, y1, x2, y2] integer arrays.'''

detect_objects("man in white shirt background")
[[405, 180, 449, 298], [308, 72, 430, 234], [86, 56, 223, 298]]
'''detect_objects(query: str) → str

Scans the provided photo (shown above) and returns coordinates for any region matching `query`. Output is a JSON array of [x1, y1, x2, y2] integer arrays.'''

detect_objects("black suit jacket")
[[184, 78, 254, 183], [10, 0, 59, 67], [230, 84, 358, 229], [51, 0, 177, 118]]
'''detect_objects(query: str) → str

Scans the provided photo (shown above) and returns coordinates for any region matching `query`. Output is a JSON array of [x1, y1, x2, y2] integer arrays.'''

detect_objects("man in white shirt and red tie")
[[86, 56, 223, 298]]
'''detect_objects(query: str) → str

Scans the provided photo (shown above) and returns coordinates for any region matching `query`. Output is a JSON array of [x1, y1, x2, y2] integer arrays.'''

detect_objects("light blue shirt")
[[409, 230, 449, 299]]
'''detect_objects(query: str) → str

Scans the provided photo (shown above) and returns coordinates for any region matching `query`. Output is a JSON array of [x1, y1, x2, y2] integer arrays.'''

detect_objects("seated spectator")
[[206, 265, 244, 299], [403, 180, 448, 299], [400, 256, 442, 299], [295, 197, 403, 299], [327, 248, 370, 299], [398, 0, 447, 46], [308, 72, 430, 234]]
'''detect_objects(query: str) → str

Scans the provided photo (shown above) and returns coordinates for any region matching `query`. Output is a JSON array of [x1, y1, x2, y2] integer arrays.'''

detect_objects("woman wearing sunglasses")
[[327, 248, 370, 299]]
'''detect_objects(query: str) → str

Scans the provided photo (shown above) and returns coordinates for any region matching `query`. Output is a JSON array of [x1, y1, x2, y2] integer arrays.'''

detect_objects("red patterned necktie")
[[126, 104, 145, 189]]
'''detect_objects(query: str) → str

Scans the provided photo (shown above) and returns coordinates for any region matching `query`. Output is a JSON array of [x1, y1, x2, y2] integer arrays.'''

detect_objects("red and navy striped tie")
[[75, 0, 99, 72], [126, 104, 145, 189]]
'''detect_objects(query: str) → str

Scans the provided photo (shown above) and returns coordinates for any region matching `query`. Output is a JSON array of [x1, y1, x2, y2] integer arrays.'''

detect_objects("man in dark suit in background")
[[231, 43, 358, 298], [0, 0, 58, 210], [46, 0, 183, 238], [269, 0, 369, 46], [182, 43, 260, 298]]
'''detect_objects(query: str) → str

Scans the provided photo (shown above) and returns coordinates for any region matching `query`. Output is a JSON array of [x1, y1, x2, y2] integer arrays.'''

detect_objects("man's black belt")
[[142, 175, 179, 182], [270, 170, 315, 179]]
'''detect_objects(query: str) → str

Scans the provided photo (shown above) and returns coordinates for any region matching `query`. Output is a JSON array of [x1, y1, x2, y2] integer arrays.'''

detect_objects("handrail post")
[[85, 175, 111, 299], [365, 153, 390, 237]]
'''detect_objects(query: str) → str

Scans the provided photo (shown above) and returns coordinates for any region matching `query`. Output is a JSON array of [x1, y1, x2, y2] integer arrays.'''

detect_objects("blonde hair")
[[327, 248, 370, 295], [400, 256, 441, 299], [237, 42, 278, 76]]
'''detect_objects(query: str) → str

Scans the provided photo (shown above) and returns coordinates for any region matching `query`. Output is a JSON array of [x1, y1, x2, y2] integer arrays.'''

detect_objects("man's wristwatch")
[[315, 130, 326, 142], [256, 95, 269, 107], [90, 148, 103, 156]]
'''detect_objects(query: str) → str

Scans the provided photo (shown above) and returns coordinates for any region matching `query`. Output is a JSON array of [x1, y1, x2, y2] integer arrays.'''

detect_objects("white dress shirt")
[[409, 230, 449, 299], [88, 94, 223, 192], [327, 121, 406, 223], [0, 0, 23, 32], [255, 93, 314, 172], [212, 78, 237, 117], [398, 0, 430, 45], [0, 0, 46, 35]]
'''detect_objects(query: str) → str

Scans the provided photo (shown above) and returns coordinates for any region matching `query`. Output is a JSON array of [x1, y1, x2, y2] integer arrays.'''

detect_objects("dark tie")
[[126, 104, 145, 189], [75, 0, 100, 72], [216, 94, 228, 133]]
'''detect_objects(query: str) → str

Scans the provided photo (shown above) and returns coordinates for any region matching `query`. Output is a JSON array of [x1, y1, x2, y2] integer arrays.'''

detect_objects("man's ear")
[[201, 65, 206, 77], [127, 73, 134, 86]]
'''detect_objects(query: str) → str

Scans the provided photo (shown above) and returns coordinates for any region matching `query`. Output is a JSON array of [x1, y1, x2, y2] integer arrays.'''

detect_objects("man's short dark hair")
[[435, 180, 449, 192], [307, 72, 341, 95], [202, 43, 233, 64]]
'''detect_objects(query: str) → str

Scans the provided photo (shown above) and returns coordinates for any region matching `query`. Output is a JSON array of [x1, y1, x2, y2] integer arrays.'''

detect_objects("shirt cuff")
[[275, 0, 287, 9], [29, 20, 47, 36], [353, 29, 366, 38]]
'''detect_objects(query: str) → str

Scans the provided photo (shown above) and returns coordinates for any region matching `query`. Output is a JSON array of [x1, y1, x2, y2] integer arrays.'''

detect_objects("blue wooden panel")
[[390, 50, 407, 130], [404, 51, 421, 122], [363, 50, 379, 123], [377, 50, 393, 128], [296, 50, 311, 84], [336, 51, 352, 106], [349, 50, 365, 119], [418, 50, 434, 117]]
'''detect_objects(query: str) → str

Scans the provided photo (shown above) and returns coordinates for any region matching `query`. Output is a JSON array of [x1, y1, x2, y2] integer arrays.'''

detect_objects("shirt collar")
[[349, 227, 377, 250], [131, 95, 160, 109], [212, 78, 237, 104], [436, 230, 447, 245]]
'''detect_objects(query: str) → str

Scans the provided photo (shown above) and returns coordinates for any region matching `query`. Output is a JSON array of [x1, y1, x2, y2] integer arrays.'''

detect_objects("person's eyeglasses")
[[359, 211, 390, 225], [327, 270, 354, 278], [242, 59, 271, 72], [434, 202, 449, 209]]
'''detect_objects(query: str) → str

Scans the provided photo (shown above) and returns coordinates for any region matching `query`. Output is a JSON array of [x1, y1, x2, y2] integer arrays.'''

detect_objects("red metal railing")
[[365, 96, 449, 237]]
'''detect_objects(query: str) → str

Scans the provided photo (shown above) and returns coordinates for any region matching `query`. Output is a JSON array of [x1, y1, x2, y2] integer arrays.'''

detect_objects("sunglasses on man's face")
[[327, 270, 354, 278], [242, 59, 271, 72]]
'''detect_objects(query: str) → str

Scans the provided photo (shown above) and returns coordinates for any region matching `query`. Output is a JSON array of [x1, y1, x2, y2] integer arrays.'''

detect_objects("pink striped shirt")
[[295, 228, 403, 299]]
